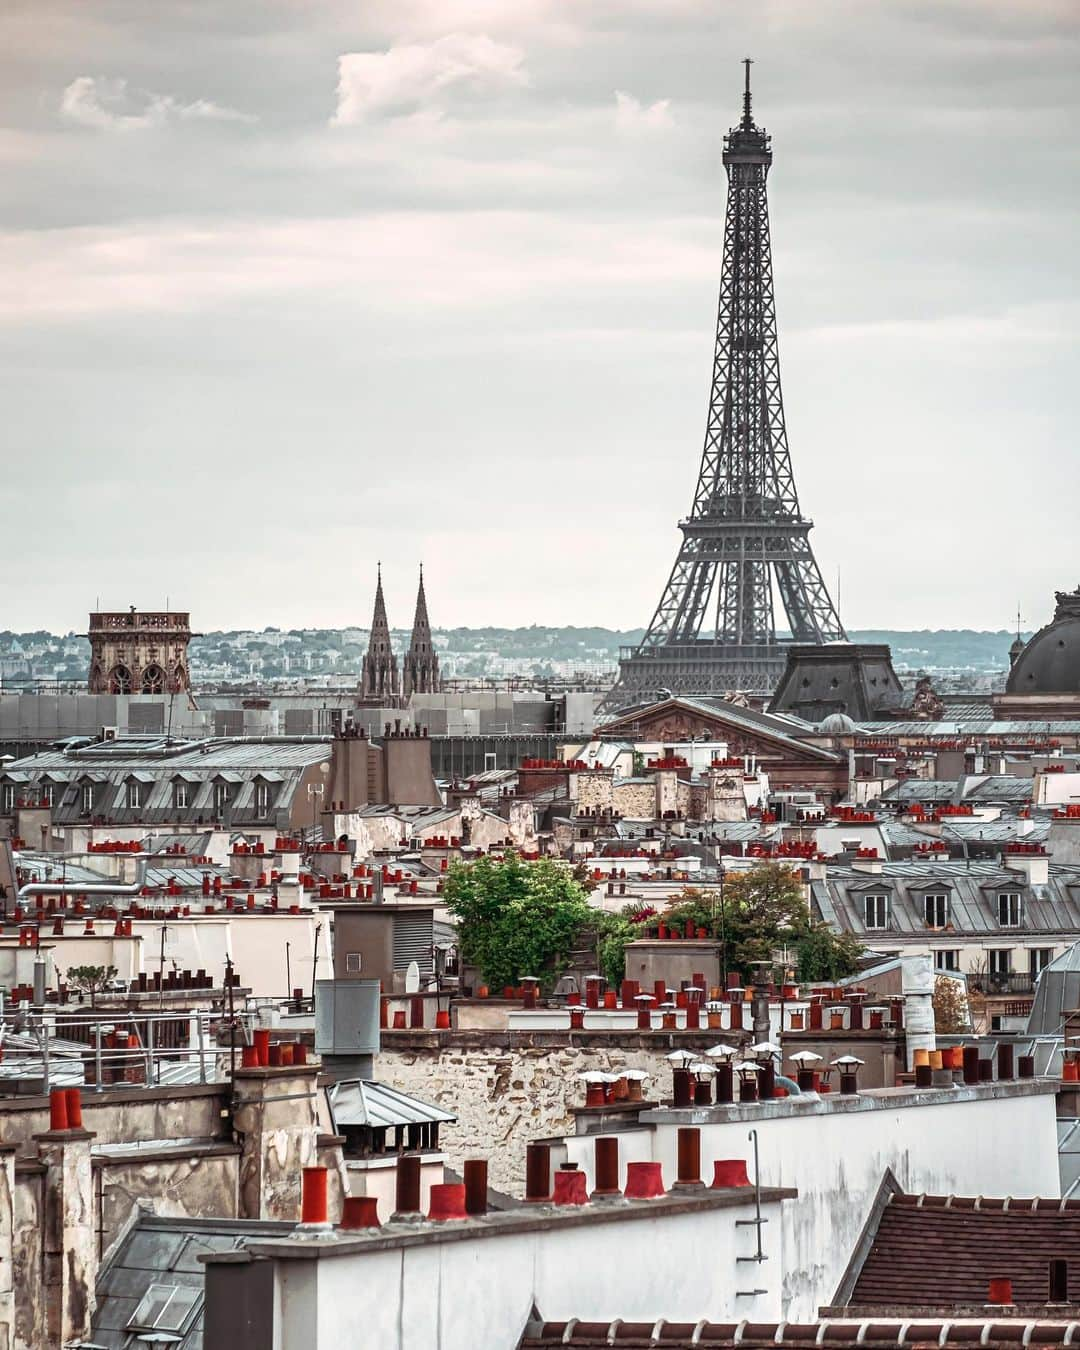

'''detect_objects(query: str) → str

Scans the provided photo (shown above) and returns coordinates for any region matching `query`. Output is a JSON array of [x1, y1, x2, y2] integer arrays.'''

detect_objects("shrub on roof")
[[444, 852, 593, 992]]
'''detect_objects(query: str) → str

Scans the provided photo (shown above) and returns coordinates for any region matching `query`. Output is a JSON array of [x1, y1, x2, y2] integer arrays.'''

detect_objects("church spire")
[[403, 564, 441, 697], [360, 563, 400, 704]]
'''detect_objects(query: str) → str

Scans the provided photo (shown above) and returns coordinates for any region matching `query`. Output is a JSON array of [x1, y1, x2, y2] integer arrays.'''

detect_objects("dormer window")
[[81, 783, 94, 815], [864, 894, 891, 931], [1, 784, 13, 813], [174, 781, 190, 809], [126, 780, 141, 810], [924, 893, 949, 928], [998, 892, 1023, 928], [40, 783, 54, 808], [214, 781, 230, 814], [254, 781, 272, 817]]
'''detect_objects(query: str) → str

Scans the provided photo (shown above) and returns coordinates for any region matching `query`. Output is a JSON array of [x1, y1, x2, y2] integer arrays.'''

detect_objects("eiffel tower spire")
[[601, 64, 844, 710], [403, 564, 441, 696], [360, 563, 400, 704]]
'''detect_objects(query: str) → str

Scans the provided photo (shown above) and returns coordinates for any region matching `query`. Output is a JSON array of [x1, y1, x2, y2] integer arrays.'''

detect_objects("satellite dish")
[[404, 960, 421, 994]]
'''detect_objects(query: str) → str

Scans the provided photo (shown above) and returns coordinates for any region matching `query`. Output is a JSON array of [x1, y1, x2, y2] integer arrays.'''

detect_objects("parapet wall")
[[375, 1030, 729, 1194]]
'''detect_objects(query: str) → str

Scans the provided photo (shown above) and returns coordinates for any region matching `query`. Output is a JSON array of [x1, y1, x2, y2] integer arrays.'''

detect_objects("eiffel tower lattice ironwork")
[[601, 61, 845, 712]]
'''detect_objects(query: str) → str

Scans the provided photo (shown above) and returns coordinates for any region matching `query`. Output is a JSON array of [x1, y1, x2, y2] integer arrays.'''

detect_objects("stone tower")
[[403, 566, 441, 698], [87, 608, 193, 694], [360, 566, 400, 705]]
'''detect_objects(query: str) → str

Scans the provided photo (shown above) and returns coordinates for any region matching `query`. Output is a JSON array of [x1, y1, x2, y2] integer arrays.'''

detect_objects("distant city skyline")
[[2, 1, 1077, 634]]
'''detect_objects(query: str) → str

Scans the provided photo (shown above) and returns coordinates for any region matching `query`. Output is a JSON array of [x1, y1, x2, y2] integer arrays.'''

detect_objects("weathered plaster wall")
[[13, 1168, 45, 1350], [233, 1065, 321, 1220], [95, 1149, 239, 1254], [0, 1085, 228, 1151], [375, 1031, 723, 1195]]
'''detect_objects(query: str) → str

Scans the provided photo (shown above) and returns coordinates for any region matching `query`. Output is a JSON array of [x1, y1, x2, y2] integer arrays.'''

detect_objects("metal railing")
[[0, 1008, 230, 1095]]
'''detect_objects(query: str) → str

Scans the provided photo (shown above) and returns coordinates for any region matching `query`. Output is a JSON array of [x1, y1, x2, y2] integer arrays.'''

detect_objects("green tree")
[[653, 863, 863, 984], [444, 853, 593, 991], [64, 964, 118, 1008], [595, 904, 658, 987]]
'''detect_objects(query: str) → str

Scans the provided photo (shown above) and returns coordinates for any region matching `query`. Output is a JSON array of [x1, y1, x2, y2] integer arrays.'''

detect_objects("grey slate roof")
[[93, 1214, 297, 1350], [813, 860, 1080, 940], [858, 720, 1080, 736], [880, 780, 960, 803], [1, 736, 329, 828]]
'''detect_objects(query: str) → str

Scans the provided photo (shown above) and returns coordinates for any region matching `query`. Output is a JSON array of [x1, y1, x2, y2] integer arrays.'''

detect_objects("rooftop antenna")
[[741, 56, 754, 129]]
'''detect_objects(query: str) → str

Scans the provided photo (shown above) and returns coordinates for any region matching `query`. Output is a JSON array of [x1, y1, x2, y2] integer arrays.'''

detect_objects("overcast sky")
[[1, 0, 1077, 636]]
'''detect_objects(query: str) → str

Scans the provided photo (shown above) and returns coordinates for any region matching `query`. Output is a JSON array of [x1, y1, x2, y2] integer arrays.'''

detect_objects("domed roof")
[[817, 711, 858, 734], [1007, 587, 1080, 694]]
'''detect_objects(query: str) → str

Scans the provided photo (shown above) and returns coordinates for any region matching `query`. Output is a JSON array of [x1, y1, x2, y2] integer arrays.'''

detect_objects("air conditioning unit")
[[99, 726, 118, 742]]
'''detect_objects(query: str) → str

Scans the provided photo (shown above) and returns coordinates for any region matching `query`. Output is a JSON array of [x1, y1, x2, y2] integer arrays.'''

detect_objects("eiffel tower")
[[601, 62, 845, 712]]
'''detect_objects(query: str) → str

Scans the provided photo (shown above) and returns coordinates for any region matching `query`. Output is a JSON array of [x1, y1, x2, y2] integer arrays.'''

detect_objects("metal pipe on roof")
[[18, 859, 147, 899]]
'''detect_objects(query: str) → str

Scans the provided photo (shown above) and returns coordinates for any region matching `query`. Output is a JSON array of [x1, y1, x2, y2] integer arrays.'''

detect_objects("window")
[[864, 894, 891, 931], [41, 783, 54, 807], [988, 949, 1012, 976], [345, 952, 362, 973], [924, 893, 949, 928], [254, 781, 272, 816], [214, 782, 230, 814], [126, 781, 141, 810], [81, 783, 94, 815], [484, 753, 498, 772], [998, 892, 1023, 928], [1030, 948, 1053, 977], [127, 1282, 201, 1335], [1, 784, 13, 813], [174, 781, 190, 810], [934, 949, 959, 971]]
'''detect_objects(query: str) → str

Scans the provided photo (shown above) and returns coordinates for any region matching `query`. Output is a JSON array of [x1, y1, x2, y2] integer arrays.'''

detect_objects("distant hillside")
[[0, 625, 1029, 683]]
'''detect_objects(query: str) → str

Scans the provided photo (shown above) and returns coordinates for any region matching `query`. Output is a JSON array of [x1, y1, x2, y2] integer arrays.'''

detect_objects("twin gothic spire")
[[359, 566, 441, 703]]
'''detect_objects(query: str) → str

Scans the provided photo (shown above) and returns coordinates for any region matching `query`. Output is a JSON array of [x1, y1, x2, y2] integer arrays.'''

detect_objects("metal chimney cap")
[[666, 1049, 696, 1066], [833, 1055, 865, 1068], [789, 1050, 824, 1064], [704, 1043, 741, 1059]]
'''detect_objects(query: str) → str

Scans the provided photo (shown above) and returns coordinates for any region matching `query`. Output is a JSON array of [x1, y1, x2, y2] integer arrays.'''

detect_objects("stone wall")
[[375, 1030, 725, 1195], [611, 781, 656, 820], [574, 772, 613, 813]]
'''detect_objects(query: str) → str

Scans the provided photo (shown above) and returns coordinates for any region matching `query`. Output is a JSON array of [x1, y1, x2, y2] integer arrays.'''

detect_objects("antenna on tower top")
[[742, 56, 754, 128]]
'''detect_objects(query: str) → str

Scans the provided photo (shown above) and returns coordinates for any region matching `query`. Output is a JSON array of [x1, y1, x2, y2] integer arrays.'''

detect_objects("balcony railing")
[[969, 973, 1036, 997]]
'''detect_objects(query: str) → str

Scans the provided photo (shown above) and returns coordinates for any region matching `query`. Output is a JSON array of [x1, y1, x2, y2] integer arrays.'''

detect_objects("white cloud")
[[60, 76, 254, 131], [0, 212, 717, 320], [331, 33, 527, 125], [614, 90, 673, 133]]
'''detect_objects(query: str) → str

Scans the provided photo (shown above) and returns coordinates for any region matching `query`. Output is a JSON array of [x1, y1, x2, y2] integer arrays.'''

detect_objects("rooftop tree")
[[444, 853, 593, 992]]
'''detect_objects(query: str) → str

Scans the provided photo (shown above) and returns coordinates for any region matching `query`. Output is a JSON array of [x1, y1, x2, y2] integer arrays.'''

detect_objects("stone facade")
[[375, 1031, 733, 1195], [574, 771, 614, 813], [87, 609, 192, 694], [611, 781, 656, 819]]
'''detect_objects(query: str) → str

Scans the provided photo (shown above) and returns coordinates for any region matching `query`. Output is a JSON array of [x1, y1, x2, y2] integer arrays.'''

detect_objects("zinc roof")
[[327, 1078, 457, 1130]]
